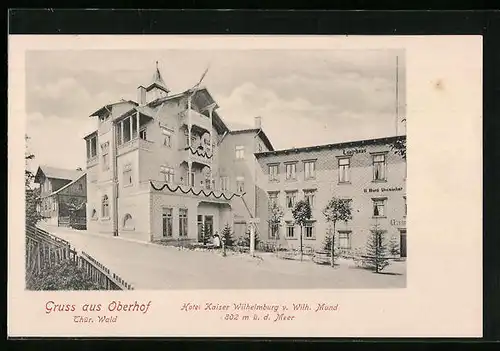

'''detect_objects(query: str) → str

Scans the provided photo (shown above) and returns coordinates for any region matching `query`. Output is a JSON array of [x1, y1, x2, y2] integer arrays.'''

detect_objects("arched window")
[[91, 209, 98, 220], [102, 195, 109, 218], [123, 213, 134, 230]]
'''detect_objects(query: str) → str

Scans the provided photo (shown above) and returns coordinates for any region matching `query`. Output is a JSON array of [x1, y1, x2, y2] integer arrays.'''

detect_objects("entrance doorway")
[[399, 229, 407, 258], [197, 215, 214, 243], [204, 215, 214, 239]]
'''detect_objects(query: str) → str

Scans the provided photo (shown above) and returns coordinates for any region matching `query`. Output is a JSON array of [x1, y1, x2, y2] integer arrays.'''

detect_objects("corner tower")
[[137, 61, 170, 105]]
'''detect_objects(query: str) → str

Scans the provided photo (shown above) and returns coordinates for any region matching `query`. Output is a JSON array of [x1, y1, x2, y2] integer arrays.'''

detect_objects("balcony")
[[180, 146, 213, 168], [117, 137, 153, 156], [181, 108, 212, 132], [149, 180, 238, 204]]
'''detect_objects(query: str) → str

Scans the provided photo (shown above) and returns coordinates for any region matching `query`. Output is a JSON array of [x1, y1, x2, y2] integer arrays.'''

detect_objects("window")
[[101, 195, 109, 218], [123, 213, 134, 230], [123, 164, 132, 186], [235, 145, 244, 159], [123, 119, 131, 144], [220, 176, 229, 191], [339, 231, 351, 249], [179, 208, 188, 237], [236, 177, 245, 193], [268, 192, 279, 208], [269, 223, 279, 239], [162, 208, 173, 237], [338, 157, 350, 183], [304, 161, 316, 180], [285, 163, 297, 181], [86, 136, 98, 159], [205, 174, 212, 190], [257, 143, 263, 152], [188, 172, 195, 187], [404, 196, 407, 217], [116, 115, 141, 146], [78, 184, 83, 191], [286, 191, 297, 209], [139, 129, 147, 140], [131, 114, 138, 139], [304, 190, 316, 209], [268, 164, 279, 182], [162, 128, 172, 147], [52, 201, 56, 211], [373, 198, 386, 217], [91, 209, 98, 220], [101, 142, 109, 170], [160, 165, 174, 183], [373, 154, 386, 181], [305, 222, 315, 239], [286, 222, 295, 239]]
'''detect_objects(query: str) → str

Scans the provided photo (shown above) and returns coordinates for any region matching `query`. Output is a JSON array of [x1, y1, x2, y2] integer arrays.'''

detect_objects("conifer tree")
[[221, 223, 235, 247], [242, 225, 260, 249], [388, 236, 400, 258], [364, 224, 390, 273]]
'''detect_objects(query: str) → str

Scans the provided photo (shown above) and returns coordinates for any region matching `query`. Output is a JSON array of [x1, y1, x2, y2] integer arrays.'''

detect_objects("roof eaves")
[[254, 135, 406, 158]]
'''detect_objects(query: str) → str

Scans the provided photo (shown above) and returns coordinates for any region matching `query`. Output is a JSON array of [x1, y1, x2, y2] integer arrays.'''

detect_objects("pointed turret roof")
[[146, 61, 170, 93]]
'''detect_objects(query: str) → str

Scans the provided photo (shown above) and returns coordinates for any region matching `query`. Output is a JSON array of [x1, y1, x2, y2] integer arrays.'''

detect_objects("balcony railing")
[[180, 147, 212, 167], [149, 180, 242, 202], [181, 108, 211, 132], [117, 137, 153, 156]]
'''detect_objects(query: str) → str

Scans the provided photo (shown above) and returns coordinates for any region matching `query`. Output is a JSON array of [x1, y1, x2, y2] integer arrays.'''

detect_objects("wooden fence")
[[26, 225, 133, 290]]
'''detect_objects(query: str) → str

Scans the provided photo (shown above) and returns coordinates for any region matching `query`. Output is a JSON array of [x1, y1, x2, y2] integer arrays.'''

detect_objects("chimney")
[[137, 86, 147, 105], [254, 116, 262, 129]]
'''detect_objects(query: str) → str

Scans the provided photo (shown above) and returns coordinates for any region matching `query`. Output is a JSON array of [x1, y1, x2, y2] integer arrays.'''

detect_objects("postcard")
[[8, 35, 482, 337]]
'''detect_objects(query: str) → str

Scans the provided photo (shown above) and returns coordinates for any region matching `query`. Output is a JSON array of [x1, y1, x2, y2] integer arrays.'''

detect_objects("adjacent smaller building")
[[34, 166, 87, 228]]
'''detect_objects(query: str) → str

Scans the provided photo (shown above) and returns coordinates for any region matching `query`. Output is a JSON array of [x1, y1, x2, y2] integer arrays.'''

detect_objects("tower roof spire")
[[147, 61, 169, 93]]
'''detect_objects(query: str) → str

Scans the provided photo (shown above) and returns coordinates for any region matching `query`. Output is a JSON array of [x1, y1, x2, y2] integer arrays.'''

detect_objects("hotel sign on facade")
[[363, 186, 403, 193]]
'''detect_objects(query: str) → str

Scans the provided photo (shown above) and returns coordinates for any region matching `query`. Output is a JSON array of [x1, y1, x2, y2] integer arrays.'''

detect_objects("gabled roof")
[[47, 173, 86, 197], [148, 86, 230, 135], [34, 165, 85, 184], [89, 100, 138, 118], [229, 128, 275, 151]]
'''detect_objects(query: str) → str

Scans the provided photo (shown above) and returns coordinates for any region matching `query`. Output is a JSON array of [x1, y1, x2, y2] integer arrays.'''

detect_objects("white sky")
[[25, 49, 406, 172]]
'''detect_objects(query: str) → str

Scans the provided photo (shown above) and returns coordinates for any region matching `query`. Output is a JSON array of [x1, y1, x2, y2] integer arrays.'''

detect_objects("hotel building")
[[85, 64, 273, 243], [254, 137, 407, 256], [84, 64, 406, 256]]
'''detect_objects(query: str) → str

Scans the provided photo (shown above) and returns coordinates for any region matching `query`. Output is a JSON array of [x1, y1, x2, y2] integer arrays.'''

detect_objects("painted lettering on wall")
[[364, 186, 403, 193], [390, 219, 406, 227], [342, 148, 366, 156]]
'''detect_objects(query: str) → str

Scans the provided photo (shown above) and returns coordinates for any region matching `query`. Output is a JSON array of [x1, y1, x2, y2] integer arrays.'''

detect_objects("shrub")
[[26, 261, 103, 291], [259, 241, 277, 253]]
